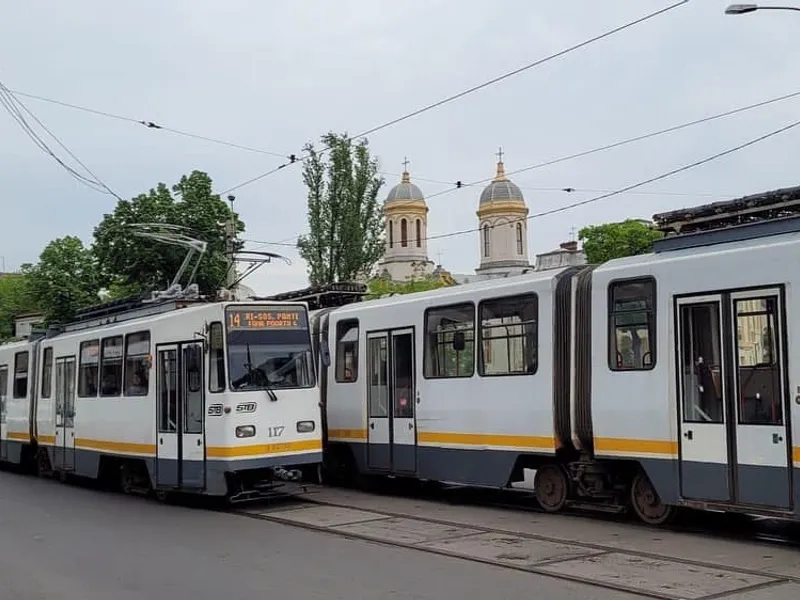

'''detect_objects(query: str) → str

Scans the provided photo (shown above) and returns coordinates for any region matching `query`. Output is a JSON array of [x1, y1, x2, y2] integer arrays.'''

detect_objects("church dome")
[[386, 169, 425, 204], [479, 155, 524, 205]]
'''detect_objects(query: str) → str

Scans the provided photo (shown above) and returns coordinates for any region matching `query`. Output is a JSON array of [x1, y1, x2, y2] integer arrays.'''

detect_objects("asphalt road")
[[0, 470, 647, 600]]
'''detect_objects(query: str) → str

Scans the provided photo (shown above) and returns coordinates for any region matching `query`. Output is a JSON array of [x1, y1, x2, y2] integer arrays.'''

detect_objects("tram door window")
[[0, 365, 8, 461], [677, 298, 730, 502], [366, 334, 390, 471], [731, 292, 791, 509]]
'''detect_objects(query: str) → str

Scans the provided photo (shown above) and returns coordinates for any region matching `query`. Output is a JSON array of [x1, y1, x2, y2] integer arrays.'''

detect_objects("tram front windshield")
[[225, 306, 315, 391]]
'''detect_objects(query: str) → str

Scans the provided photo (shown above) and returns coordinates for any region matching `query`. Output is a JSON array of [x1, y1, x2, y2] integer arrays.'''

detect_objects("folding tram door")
[[365, 328, 417, 474], [676, 287, 793, 510], [155, 342, 206, 491]]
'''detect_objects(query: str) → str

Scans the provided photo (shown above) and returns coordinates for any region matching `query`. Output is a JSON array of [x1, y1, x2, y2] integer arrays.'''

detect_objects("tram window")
[[679, 303, 724, 424], [0, 366, 7, 419], [209, 322, 226, 393], [124, 331, 150, 396], [735, 297, 783, 426], [335, 320, 359, 383], [424, 303, 475, 378], [478, 294, 538, 376], [100, 336, 124, 397], [41, 347, 53, 398], [78, 340, 100, 397], [12, 351, 28, 399], [608, 278, 656, 371]]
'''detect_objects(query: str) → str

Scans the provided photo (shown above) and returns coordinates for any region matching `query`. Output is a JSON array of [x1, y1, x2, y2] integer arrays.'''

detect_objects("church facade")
[[375, 152, 585, 285]]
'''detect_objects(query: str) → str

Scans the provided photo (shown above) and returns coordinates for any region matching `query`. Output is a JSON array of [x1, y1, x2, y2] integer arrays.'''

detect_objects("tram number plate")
[[267, 426, 285, 438], [207, 404, 223, 416]]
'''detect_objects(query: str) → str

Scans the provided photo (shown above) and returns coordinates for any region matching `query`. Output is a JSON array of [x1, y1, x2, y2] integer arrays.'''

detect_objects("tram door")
[[677, 289, 792, 509], [730, 290, 791, 508], [54, 357, 77, 471], [366, 329, 417, 474], [0, 366, 7, 461], [677, 297, 731, 501], [156, 343, 206, 490]]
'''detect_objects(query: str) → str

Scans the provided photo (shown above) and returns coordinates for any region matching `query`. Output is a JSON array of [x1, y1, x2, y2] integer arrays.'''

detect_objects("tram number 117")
[[267, 426, 285, 438]]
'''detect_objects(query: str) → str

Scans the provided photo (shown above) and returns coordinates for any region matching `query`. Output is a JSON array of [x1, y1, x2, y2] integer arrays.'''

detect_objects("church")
[[375, 151, 586, 285]]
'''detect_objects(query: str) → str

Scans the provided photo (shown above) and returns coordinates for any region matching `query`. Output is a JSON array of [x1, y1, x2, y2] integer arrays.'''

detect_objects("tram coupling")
[[272, 467, 303, 482]]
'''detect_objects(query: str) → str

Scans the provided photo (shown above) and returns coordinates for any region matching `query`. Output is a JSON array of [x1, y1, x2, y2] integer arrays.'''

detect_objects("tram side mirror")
[[320, 339, 331, 368], [452, 331, 466, 352]]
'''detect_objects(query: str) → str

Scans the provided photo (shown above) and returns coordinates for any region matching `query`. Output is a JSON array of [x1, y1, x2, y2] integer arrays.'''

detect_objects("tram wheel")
[[630, 470, 676, 526], [534, 464, 569, 513]]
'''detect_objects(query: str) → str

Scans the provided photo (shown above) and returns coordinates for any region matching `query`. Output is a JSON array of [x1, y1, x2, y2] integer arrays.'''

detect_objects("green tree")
[[578, 219, 663, 264], [0, 273, 37, 340], [297, 132, 384, 285], [92, 170, 243, 297], [23, 236, 100, 324]]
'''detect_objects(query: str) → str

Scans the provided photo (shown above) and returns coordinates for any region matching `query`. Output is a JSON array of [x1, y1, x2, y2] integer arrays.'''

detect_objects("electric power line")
[[242, 115, 800, 250], [220, 0, 690, 195], [13, 82, 800, 205], [0, 80, 122, 199]]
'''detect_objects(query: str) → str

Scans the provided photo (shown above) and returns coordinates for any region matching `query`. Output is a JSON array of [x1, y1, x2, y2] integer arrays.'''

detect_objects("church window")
[[389, 220, 394, 248], [482, 224, 490, 257], [516, 222, 523, 255], [416, 219, 422, 248], [401, 219, 408, 247]]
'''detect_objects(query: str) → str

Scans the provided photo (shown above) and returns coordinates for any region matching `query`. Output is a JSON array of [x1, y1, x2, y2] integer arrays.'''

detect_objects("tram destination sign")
[[226, 306, 308, 330]]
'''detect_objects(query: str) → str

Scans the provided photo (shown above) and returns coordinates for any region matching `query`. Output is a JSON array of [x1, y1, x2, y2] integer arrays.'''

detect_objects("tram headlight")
[[235, 425, 256, 438], [296, 420, 315, 433]]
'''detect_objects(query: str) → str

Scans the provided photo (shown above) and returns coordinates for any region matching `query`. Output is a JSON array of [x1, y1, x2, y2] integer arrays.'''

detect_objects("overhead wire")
[[219, 0, 690, 195], [242, 115, 800, 250], [0, 79, 122, 199]]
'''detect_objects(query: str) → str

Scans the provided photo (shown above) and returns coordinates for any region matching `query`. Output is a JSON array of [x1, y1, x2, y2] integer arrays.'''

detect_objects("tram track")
[[230, 485, 800, 600]]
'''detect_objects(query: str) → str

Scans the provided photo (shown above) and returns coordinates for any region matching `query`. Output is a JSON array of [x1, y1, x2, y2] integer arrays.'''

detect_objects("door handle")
[[684, 430, 693, 440], [159, 438, 163, 445], [772, 433, 783, 444], [408, 422, 413, 430], [369, 422, 374, 430], [197, 439, 202, 446]]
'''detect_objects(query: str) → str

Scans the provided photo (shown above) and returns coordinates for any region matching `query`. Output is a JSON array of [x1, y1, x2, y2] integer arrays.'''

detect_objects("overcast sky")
[[2, 1, 799, 295]]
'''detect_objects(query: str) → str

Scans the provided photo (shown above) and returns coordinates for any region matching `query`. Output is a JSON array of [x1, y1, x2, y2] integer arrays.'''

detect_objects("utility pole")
[[225, 195, 238, 292]]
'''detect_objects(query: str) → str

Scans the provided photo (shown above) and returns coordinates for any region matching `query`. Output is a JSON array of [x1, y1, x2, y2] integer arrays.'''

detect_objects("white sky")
[[2, 1, 799, 295]]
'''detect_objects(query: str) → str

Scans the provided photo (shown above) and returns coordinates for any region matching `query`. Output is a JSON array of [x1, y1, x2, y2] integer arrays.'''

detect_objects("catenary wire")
[[242, 116, 800, 250], [219, 1, 690, 195], [11, 84, 800, 203], [0, 80, 121, 199]]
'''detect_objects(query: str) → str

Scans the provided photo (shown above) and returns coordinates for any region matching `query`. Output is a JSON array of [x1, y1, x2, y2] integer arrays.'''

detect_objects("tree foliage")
[[22, 236, 100, 325], [365, 273, 452, 300], [93, 171, 243, 297], [297, 132, 384, 285], [578, 219, 663, 264], [0, 274, 37, 341]]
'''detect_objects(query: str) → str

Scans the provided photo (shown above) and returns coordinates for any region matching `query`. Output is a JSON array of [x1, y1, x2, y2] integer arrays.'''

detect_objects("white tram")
[[0, 297, 321, 502], [317, 188, 800, 525]]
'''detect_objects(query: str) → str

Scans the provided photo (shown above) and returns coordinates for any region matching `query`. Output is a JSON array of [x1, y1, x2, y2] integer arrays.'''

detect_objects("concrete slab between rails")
[[260, 505, 390, 528], [417, 532, 603, 568], [535, 552, 777, 600], [296, 486, 800, 578], [722, 582, 800, 600], [332, 517, 483, 545]]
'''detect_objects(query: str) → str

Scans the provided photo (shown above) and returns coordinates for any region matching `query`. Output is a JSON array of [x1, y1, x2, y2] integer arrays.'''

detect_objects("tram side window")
[[424, 303, 475, 378], [735, 297, 783, 425], [124, 331, 150, 396], [100, 336, 124, 397], [78, 340, 100, 397], [479, 294, 538, 376], [0, 365, 7, 419], [335, 319, 359, 383], [208, 322, 226, 393], [608, 279, 656, 371], [41, 347, 53, 398], [13, 351, 28, 399]]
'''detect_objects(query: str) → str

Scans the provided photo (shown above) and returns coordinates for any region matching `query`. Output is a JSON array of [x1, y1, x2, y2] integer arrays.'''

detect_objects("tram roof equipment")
[[652, 184, 800, 253]]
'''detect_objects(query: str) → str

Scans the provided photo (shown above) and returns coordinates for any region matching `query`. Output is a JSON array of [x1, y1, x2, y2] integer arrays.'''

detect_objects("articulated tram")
[[315, 188, 800, 526], [0, 296, 321, 502]]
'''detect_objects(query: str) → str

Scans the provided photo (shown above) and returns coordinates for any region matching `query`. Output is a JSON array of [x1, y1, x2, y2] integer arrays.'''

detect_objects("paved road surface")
[[0, 471, 642, 600]]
